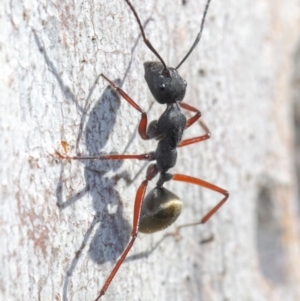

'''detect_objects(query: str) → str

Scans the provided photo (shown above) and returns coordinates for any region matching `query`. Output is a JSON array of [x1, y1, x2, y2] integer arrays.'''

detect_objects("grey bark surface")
[[1, 0, 300, 301]]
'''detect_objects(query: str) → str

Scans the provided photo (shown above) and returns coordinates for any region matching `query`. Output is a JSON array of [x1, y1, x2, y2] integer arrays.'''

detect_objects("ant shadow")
[[57, 85, 133, 301], [33, 19, 155, 301], [125, 229, 214, 263]]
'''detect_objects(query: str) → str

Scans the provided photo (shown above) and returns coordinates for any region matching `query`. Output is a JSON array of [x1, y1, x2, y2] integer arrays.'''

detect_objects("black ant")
[[57, 0, 229, 299]]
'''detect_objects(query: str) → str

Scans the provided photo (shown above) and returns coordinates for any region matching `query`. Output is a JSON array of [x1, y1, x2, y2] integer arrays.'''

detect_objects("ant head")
[[125, 0, 211, 102], [144, 61, 187, 104]]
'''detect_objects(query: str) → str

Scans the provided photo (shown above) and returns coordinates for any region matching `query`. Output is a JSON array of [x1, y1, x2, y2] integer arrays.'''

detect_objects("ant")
[[57, 0, 229, 299]]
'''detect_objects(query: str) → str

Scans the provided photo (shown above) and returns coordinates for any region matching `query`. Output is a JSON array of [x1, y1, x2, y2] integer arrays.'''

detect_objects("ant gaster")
[[57, 0, 229, 299]]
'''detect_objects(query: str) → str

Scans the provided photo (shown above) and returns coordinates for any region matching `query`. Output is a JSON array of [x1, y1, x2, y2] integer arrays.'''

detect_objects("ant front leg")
[[179, 101, 202, 129], [172, 174, 229, 229], [101, 74, 154, 140], [178, 102, 211, 147]]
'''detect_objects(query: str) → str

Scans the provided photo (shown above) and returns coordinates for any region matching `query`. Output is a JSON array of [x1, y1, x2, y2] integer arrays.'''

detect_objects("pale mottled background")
[[1, 0, 300, 300]]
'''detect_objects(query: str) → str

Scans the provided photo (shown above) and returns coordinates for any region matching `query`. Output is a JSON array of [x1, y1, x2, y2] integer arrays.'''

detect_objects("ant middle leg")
[[56, 151, 155, 162]]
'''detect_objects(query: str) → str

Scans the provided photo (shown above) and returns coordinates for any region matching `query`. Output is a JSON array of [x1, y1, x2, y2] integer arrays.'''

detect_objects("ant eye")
[[159, 84, 165, 91]]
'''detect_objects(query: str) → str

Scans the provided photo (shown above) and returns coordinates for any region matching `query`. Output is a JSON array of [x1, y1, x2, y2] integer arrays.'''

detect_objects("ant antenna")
[[175, 0, 211, 70], [124, 0, 168, 71]]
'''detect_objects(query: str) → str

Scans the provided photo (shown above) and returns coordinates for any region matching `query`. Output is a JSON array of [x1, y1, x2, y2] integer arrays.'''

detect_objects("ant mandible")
[[57, 0, 229, 299]]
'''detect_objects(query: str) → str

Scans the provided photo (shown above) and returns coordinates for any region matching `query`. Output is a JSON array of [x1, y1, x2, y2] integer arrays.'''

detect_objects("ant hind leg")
[[171, 173, 228, 231]]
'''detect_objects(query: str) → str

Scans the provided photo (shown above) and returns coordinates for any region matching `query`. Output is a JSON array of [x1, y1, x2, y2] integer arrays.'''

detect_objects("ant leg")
[[179, 102, 202, 129], [172, 174, 229, 225], [94, 179, 148, 300], [178, 102, 210, 147], [178, 120, 210, 147], [56, 151, 154, 161], [101, 74, 151, 140], [95, 164, 159, 300]]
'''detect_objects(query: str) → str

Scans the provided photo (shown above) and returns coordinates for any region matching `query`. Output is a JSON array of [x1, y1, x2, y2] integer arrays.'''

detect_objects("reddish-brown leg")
[[172, 174, 228, 226], [101, 74, 150, 140], [94, 179, 148, 300], [179, 101, 201, 129], [56, 151, 154, 161], [178, 102, 211, 147], [177, 119, 210, 147]]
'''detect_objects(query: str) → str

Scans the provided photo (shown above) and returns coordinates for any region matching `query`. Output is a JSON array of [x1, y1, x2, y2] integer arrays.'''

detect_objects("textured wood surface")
[[1, 0, 300, 300]]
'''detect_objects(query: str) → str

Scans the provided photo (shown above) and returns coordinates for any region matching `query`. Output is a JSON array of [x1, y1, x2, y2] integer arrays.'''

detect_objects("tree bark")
[[1, 0, 300, 300]]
